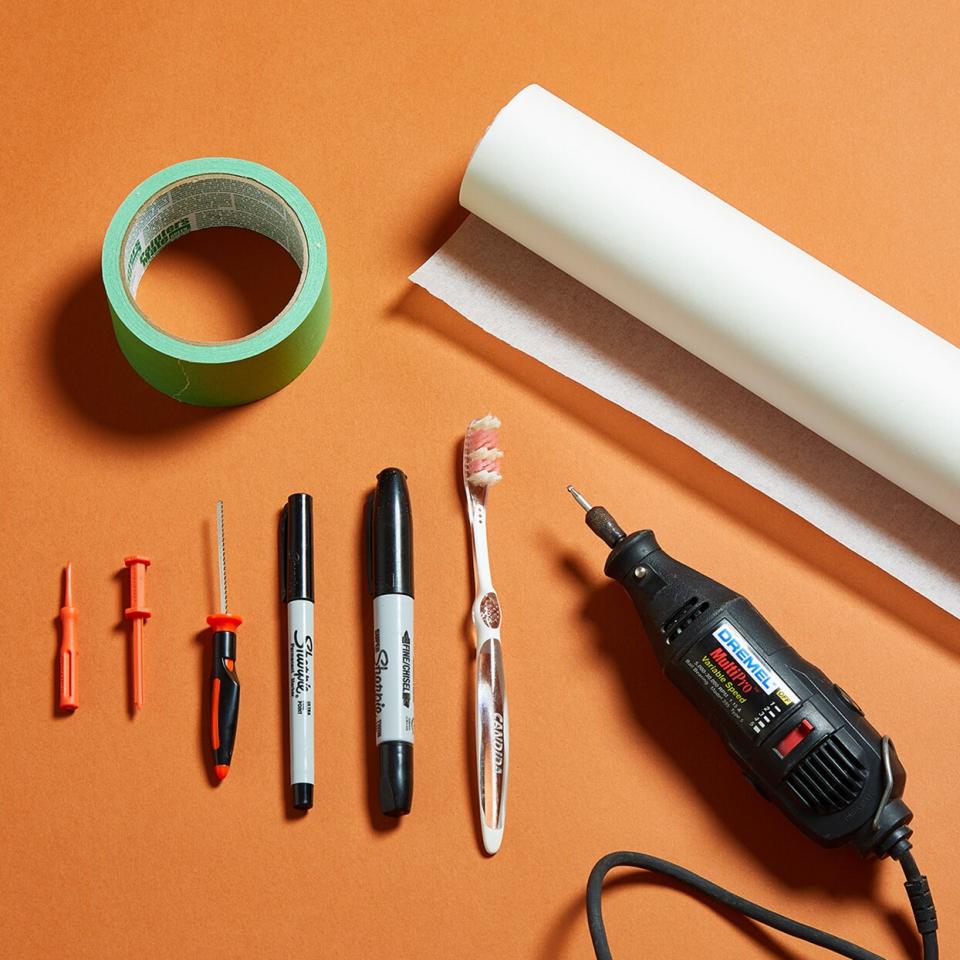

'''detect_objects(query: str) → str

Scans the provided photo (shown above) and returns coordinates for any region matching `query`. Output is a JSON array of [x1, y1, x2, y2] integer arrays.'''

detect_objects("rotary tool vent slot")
[[662, 597, 710, 643], [784, 735, 868, 815]]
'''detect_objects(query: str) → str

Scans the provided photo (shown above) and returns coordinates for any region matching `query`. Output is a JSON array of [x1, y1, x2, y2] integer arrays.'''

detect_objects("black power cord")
[[586, 845, 938, 960]]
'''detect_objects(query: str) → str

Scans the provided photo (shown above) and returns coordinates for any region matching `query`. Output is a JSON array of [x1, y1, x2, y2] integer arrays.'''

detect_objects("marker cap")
[[371, 469, 414, 598], [378, 741, 413, 816], [292, 782, 314, 810], [280, 493, 314, 603]]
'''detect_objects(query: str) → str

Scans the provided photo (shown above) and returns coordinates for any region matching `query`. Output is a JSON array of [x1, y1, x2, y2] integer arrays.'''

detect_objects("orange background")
[[2, 2, 958, 958]]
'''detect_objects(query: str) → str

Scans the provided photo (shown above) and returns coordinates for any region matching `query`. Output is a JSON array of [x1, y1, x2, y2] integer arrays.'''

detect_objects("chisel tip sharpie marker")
[[370, 468, 414, 817], [281, 493, 315, 811]]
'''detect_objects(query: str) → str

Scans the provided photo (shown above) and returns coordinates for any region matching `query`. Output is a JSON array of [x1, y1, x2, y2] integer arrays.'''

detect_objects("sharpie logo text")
[[374, 631, 388, 716], [290, 629, 314, 698]]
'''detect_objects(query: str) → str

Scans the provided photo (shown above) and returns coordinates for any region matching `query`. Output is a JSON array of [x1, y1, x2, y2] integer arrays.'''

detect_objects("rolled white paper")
[[460, 85, 960, 524]]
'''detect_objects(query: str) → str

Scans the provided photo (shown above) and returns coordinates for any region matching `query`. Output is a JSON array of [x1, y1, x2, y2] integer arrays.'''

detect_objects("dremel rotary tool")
[[568, 487, 939, 960]]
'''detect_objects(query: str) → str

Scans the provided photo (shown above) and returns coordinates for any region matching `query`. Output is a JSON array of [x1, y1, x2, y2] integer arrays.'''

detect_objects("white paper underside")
[[411, 214, 960, 618]]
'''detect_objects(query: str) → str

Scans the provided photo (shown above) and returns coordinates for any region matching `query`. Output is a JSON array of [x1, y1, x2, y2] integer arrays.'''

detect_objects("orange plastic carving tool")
[[58, 562, 79, 711], [124, 555, 152, 710]]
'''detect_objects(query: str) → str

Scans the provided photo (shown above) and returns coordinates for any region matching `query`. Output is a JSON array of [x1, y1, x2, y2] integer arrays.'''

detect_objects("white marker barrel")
[[373, 594, 414, 744], [288, 598, 315, 787]]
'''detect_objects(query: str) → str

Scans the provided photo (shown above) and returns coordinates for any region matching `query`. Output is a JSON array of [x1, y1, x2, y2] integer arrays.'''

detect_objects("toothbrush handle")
[[475, 591, 508, 854]]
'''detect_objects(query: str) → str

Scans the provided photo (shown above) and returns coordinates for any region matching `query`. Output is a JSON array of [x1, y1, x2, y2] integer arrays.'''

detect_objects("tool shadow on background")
[[47, 227, 301, 434], [414, 180, 468, 260], [547, 555, 921, 960], [393, 285, 960, 659]]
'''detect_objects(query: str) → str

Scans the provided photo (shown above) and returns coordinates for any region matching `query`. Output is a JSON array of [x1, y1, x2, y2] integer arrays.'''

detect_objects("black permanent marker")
[[370, 468, 414, 817], [280, 493, 315, 811]]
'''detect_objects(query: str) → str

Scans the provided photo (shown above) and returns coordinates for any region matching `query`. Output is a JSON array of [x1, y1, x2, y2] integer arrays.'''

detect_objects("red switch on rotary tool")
[[776, 718, 814, 758], [124, 556, 152, 710]]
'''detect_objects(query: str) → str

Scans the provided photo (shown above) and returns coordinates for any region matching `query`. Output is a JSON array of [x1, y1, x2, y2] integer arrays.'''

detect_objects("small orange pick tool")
[[124, 556, 152, 710], [58, 562, 79, 711]]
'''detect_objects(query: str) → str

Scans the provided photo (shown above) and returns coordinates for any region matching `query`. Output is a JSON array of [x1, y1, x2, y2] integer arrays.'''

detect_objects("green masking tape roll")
[[102, 157, 330, 406]]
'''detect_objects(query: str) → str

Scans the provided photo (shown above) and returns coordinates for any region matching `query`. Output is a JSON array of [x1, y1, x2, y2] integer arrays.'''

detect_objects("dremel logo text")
[[712, 621, 778, 695]]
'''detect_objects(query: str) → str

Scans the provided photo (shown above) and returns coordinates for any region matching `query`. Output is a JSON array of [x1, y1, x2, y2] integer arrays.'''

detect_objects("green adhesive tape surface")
[[102, 158, 330, 406]]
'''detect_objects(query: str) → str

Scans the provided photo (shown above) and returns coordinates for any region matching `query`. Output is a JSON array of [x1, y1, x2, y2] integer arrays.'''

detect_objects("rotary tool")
[[569, 487, 939, 960]]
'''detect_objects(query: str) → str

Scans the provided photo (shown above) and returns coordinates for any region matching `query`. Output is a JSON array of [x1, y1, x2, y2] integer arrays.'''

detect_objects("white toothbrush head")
[[464, 415, 503, 487]]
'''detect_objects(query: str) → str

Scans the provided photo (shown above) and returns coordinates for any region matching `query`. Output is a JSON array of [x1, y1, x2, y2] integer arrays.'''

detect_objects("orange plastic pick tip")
[[58, 562, 79, 711], [215, 765, 230, 781]]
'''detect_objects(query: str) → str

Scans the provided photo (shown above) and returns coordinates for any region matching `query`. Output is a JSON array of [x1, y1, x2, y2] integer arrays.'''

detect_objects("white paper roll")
[[460, 85, 960, 524]]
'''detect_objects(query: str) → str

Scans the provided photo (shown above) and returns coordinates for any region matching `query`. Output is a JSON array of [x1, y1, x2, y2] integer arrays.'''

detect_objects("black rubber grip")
[[212, 631, 240, 768]]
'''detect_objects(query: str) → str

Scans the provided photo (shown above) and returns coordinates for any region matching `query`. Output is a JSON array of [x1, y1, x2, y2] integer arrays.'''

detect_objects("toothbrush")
[[462, 414, 509, 855]]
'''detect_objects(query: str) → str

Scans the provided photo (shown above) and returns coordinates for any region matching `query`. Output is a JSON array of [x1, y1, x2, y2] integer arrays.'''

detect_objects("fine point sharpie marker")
[[370, 468, 414, 817], [280, 493, 315, 811]]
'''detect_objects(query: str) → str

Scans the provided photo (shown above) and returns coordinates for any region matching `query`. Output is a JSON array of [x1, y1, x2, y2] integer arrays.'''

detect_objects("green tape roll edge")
[[102, 158, 330, 407]]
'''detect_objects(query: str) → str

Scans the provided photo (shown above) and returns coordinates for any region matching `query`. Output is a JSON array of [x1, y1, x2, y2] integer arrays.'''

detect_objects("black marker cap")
[[378, 741, 413, 817], [292, 782, 313, 811], [280, 493, 314, 603], [371, 468, 413, 598]]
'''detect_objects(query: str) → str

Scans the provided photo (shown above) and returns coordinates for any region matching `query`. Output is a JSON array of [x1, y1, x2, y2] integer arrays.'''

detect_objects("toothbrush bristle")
[[464, 414, 503, 487]]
